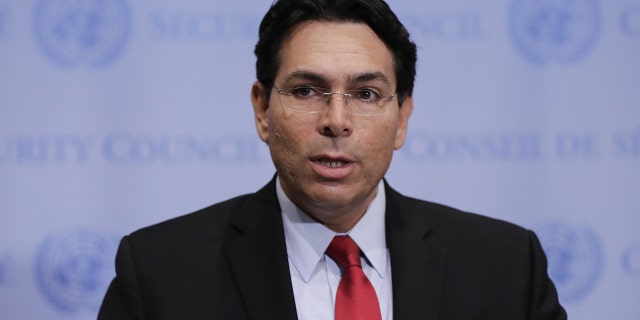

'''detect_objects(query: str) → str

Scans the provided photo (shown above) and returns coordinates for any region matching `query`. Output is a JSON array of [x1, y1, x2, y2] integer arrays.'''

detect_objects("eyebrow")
[[349, 72, 392, 86], [281, 70, 392, 87], [282, 70, 326, 84]]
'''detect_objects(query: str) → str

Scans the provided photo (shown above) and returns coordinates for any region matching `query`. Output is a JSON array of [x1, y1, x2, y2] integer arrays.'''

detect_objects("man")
[[99, 0, 567, 319]]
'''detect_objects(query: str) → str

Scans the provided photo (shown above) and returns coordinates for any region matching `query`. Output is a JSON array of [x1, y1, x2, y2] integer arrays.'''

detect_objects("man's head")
[[251, 0, 415, 232], [254, 0, 417, 105]]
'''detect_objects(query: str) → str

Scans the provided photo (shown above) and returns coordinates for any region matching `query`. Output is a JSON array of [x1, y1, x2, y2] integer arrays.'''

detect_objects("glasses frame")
[[273, 86, 396, 117]]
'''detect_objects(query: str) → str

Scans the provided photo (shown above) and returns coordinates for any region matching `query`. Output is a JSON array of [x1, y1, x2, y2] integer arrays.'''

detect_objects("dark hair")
[[254, 0, 417, 104]]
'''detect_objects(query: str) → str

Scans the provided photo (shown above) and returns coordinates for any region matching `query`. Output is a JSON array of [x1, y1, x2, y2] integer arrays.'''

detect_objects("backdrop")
[[1, 0, 638, 319]]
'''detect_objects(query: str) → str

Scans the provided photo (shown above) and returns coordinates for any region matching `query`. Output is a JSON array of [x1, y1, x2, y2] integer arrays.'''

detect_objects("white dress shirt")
[[277, 178, 393, 320]]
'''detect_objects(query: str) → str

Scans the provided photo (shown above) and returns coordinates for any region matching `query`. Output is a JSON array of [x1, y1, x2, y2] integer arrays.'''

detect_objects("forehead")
[[275, 21, 396, 86]]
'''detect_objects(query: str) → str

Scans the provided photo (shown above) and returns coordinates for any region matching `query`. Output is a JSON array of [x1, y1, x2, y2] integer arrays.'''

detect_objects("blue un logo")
[[35, 229, 118, 313], [33, 0, 131, 68], [535, 221, 603, 303], [509, 0, 601, 64]]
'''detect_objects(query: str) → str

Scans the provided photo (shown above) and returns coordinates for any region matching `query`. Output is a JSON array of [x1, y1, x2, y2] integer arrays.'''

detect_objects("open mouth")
[[315, 159, 349, 168]]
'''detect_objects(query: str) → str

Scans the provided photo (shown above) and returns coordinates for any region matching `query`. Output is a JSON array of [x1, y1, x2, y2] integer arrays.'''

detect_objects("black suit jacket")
[[98, 178, 566, 319]]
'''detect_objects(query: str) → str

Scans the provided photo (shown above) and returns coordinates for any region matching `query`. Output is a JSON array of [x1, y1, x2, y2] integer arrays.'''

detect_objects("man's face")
[[252, 21, 413, 230]]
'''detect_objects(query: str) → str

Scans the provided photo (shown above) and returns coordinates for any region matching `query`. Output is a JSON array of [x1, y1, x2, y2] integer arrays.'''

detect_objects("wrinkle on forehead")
[[281, 70, 392, 88], [276, 21, 396, 88]]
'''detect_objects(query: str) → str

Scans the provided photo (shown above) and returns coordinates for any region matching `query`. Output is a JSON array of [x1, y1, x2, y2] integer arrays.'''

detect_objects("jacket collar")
[[222, 177, 298, 320], [385, 182, 446, 320], [218, 177, 446, 320]]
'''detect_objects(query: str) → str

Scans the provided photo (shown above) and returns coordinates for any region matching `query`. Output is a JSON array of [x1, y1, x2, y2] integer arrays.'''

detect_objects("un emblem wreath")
[[509, 0, 601, 64], [535, 222, 603, 303], [35, 229, 118, 313], [33, 0, 131, 67]]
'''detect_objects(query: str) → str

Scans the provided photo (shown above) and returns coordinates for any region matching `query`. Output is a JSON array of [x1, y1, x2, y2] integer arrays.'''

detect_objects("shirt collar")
[[278, 177, 388, 283]]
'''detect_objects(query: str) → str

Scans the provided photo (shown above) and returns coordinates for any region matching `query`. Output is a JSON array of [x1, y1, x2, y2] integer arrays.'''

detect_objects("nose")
[[319, 92, 353, 137], [324, 91, 350, 106]]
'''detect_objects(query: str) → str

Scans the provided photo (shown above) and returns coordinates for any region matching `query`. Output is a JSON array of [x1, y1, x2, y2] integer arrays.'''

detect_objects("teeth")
[[319, 160, 346, 168]]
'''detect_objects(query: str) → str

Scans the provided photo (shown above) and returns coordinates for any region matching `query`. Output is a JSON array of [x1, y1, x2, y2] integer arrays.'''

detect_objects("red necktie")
[[326, 236, 382, 320]]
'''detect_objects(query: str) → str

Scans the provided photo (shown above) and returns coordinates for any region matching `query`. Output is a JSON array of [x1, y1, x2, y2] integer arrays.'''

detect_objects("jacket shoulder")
[[130, 193, 251, 241], [386, 185, 532, 246]]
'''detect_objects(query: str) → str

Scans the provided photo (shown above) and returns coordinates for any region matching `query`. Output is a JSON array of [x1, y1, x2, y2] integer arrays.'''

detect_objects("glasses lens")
[[277, 87, 394, 116]]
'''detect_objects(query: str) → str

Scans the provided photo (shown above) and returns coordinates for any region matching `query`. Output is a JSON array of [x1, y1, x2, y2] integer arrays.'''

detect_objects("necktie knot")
[[326, 236, 362, 269]]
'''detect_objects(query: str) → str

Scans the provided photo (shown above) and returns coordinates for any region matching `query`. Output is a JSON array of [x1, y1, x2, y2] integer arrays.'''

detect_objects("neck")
[[294, 190, 377, 233]]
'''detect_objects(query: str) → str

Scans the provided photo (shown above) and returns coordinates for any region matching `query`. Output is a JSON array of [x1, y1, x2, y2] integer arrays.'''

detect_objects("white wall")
[[0, 0, 638, 318]]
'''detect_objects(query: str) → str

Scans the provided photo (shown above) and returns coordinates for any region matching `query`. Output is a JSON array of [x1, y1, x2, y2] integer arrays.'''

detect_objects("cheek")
[[267, 109, 318, 145], [364, 121, 397, 150], [267, 118, 307, 164], [354, 123, 397, 172]]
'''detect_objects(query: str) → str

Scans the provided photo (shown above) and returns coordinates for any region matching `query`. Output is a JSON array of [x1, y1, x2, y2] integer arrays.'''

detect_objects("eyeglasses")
[[274, 86, 395, 116]]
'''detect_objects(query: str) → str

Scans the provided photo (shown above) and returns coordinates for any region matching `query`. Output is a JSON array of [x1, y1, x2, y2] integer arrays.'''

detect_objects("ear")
[[251, 81, 270, 143], [394, 96, 413, 150]]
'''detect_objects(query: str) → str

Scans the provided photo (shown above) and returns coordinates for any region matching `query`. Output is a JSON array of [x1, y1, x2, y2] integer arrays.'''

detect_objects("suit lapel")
[[385, 183, 446, 320], [222, 179, 298, 320], [218, 179, 446, 319]]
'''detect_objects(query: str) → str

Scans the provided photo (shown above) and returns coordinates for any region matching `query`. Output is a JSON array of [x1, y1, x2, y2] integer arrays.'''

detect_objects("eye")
[[353, 89, 381, 103], [289, 86, 320, 98]]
